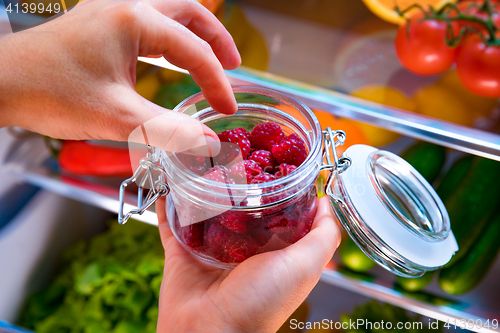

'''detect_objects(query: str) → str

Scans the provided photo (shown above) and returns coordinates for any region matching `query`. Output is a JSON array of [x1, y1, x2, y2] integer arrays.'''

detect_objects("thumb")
[[119, 92, 221, 198], [104, 86, 221, 156], [127, 97, 220, 156]]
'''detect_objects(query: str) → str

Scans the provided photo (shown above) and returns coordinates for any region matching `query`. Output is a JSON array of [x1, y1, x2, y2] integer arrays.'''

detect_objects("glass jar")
[[164, 86, 322, 269], [119, 86, 458, 277]]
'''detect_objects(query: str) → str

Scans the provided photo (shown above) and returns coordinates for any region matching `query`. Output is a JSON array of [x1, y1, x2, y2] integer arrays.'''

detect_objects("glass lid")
[[329, 144, 458, 277]]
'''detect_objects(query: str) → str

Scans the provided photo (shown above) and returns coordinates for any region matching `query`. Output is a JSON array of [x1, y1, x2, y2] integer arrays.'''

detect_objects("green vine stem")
[[396, 0, 499, 46]]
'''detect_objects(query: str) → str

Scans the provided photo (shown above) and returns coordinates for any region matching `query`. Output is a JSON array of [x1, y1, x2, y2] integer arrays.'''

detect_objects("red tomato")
[[395, 16, 460, 75], [457, 35, 500, 97]]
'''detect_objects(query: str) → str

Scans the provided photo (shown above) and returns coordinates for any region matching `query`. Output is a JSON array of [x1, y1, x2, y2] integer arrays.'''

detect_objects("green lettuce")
[[19, 220, 164, 333]]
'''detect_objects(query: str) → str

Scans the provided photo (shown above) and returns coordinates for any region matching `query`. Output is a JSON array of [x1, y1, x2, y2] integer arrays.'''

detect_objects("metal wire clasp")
[[321, 128, 352, 197], [321, 128, 352, 173], [118, 147, 169, 224]]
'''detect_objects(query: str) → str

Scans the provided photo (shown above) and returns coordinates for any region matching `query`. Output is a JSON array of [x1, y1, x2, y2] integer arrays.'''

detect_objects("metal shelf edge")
[[320, 269, 500, 333], [12, 169, 158, 226]]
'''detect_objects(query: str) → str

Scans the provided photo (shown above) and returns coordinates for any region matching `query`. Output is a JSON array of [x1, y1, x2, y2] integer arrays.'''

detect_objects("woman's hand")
[[0, 2, 342, 331], [156, 196, 341, 332], [0, 0, 240, 151]]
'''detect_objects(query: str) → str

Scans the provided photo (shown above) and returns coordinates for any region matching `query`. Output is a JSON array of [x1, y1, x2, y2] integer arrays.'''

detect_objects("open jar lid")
[[331, 144, 458, 277]]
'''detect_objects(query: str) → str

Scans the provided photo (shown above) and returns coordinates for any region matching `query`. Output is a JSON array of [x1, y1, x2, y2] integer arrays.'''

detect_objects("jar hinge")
[[321, 128, 352, 200], [118, 147, 169, 225]]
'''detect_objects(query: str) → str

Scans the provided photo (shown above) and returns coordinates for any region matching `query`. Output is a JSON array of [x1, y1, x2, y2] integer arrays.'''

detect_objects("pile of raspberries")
[[178, 121, 308, 183], [175, 186, 317, 264], [175, 121, 315, 264]]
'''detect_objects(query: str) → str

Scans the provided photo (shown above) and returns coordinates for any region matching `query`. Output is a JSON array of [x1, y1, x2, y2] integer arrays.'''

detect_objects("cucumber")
[[443, 157, 500, 265], [396, 271, 435, 292], [439, 213, 500, 295], [437, 155, 474, 202], [401, 142, 446, 184], [339, 236, 376, 272]]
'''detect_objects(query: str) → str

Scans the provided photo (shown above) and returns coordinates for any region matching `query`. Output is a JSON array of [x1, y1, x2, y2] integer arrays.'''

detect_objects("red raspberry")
[[217, 128, 251, 163], [248, 150, 276, 173], [177, 153, 207, 176], [267, 214, 312, 244], [234, 127, 250, 139], [205, 223, 258, 263], [179, 221, 205, 248], [238, 188, 284, 206], [250, 227, 272, 247], [273, 196, 317, 243], [218, 211, 248, 234], [251, 172, 276, 184], [229, 160, 263, 184], [265, 188, 286, 204], [249, 122, 285, 151], [286, 220, 313, 243], [213, 144, 241, 166], [271, 134, 308, 166], [203, 166, 237, 207], [267, 216, 297, 234], [174, 212, 207, 248], [275, 163, 298, 178], [204, 166, 233, 183], [251, 173, 287, 205]]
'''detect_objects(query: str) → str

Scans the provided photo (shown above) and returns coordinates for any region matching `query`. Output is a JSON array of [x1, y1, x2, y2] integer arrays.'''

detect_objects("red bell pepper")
[[58, 140, 133, 177]]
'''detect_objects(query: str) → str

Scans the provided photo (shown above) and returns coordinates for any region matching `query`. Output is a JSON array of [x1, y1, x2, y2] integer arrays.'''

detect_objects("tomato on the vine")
[[395, 15, 460, 76], [456, 35, 500, 97]]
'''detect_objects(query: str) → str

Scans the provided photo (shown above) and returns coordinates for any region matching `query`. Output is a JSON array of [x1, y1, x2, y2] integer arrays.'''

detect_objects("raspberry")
[[251, 172, 276, 184], [177, 153, 207, 176], [267, 214, 312, 244], [179, 221, 206, 248], [275, 163, 298, 178], [287, 220, 313, 243], [204, 166, 233, 183], [273, 196, 317, 243], [250, 227, 272, 247], [271, 134, 308, 166], [234, 127, 250, 139], [218, 211, 248, 234], [289, 215, 314, 243], [267, 216, 297, 234], [205, 223, 258, 263], [249, 122, 285, 151], [218, 129, 251, 156], [229, 160, 263, 184], [217, 128, 251, 164], [251, 173, 286, 205], [248, 150, 276, 173], [203, 166, 237, 207], [213, 144, 242, 166]]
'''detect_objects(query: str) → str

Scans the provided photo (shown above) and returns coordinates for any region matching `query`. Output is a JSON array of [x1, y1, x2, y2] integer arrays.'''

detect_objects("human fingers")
[[226, 197, 340, 290], [155, 197, 227, 289], [144, 0, 241, 70], [98, 84, 220, 156], [217, 197, 341, 331], [134, 3, 236, 115]]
